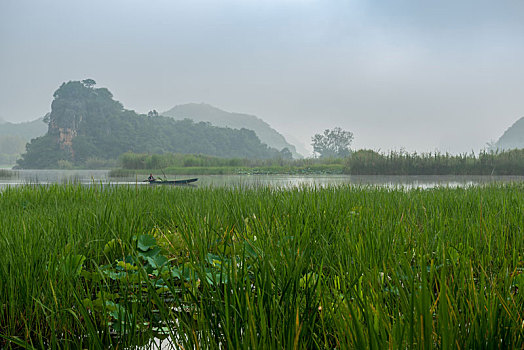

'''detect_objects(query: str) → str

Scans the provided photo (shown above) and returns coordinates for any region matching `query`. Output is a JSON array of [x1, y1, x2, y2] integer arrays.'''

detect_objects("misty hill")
[[163, 103, 303, 158], [0, 117, 47, 138], [284, 133, 311, 157], [495, 117, 524, 150], [16, 80, 281, 168], [0, 118, 47, 165]]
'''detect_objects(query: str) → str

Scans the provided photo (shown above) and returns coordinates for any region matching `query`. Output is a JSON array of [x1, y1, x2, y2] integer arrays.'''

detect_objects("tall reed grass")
[[0, 184, 523, 348], [348, 149, 524, 175]]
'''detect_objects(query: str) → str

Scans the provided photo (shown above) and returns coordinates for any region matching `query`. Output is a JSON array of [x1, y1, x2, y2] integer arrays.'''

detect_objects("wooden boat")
[[147, 178, 198, 185]]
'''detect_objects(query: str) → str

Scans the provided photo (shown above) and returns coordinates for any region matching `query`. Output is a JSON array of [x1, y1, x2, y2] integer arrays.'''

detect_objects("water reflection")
[[0, 169, 111, 186], [1, 170, 524, 189]]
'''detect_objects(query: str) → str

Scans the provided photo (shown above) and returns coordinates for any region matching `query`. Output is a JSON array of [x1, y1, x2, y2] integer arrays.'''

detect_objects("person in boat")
[[148, 173, 156, 181]]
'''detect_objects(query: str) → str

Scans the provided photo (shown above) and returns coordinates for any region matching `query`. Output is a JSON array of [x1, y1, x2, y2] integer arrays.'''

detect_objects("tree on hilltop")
[[81, 79, 96, 88]]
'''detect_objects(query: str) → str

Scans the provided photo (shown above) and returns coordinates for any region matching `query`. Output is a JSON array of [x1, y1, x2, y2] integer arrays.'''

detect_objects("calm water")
[[1, 170, 524, 189]]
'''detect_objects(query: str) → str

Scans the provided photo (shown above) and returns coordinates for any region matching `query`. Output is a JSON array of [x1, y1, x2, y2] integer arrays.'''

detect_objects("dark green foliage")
[[348, 149, 524, 175], [163, 103, 303, 159], [16, 81, 280, 168], [16, 135, 71, 169], [311, 127, 353, 158]]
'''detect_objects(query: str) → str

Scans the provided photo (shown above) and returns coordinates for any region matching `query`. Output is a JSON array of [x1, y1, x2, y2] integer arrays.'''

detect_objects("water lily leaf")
[[156, 286, 170, 294], [138, 235, 157, 251], [138, 246, 161, 259], [105, 270, 126, 280], [105, 301, 133, 331], [154, 278, 167, 287], [105, 301, 121, 314], [171, 267, 183, 279], [146, 254, 168, 269], [154, 326, 172, 339], [205, 271, 217, 285], [206, 253, 223, 265]]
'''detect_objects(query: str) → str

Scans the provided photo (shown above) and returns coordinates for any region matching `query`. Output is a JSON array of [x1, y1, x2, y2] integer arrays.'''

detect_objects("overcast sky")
[[1, 0, 523, 154]]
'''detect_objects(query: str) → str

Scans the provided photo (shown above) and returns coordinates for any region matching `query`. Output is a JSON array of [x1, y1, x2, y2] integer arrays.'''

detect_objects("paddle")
[[160, 167, 168, 181]]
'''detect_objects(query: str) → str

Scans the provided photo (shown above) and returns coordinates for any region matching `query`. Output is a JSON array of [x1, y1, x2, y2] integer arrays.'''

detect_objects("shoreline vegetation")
[[1, 184, 523, 348], [109, 149, 524, 177], [0, 169, 17, 179]]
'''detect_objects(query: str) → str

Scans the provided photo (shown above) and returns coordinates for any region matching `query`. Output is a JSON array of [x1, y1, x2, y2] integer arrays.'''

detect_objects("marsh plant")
[[0, 184, 523, 348], [348, 148, 524, 175]]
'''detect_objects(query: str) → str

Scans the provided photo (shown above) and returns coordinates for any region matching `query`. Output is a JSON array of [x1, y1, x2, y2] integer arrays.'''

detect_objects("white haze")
[[1, 0, 524, 154]]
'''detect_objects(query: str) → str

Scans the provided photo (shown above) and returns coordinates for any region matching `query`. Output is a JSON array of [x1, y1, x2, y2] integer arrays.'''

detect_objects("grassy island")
[[1, 184, 523, 348]]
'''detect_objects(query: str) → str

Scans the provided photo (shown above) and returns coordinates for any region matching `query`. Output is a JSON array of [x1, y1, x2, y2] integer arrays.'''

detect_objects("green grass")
[[0, 184, 523, 348]]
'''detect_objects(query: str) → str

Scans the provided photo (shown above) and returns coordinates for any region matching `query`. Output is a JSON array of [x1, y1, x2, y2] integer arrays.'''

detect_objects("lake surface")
[[1, 170, 524, 189]]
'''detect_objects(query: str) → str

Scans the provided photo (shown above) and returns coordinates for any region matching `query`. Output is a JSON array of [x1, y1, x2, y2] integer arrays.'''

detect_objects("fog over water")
[[1, 0, 524, 154]]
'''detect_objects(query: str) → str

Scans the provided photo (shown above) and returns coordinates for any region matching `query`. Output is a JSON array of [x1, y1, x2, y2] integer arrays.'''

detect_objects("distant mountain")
[[16, 81, 281, 168], [163, 103, 303, 158], [284, 133, 311, 158], [0, 118, 48, 166], [0, 118, 47, 139], [495, 117, 524, 150]]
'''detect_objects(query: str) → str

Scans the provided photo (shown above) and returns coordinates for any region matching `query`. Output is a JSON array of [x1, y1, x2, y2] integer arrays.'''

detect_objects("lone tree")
[[279, 147, 293, 160], [312, 127, 353, 158]]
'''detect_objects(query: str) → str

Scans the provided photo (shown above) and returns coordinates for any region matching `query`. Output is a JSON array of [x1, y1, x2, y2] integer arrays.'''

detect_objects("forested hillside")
[[16, 80, 281, 168], [163, 103, 303, 158]]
